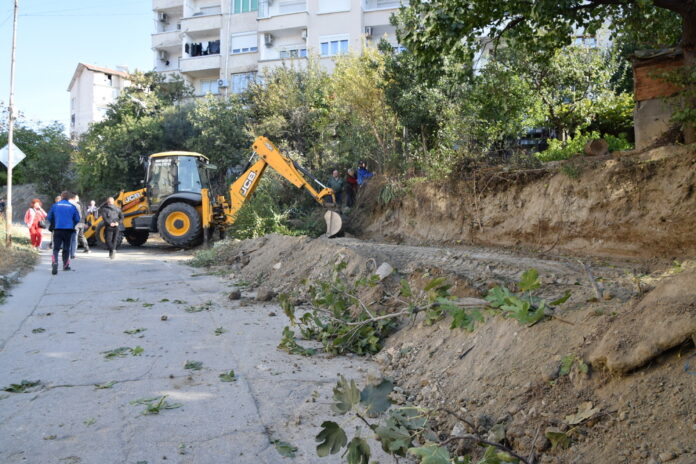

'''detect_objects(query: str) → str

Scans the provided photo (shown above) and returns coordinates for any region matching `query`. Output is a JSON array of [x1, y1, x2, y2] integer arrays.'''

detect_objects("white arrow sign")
[[0, 143, 27, 169]]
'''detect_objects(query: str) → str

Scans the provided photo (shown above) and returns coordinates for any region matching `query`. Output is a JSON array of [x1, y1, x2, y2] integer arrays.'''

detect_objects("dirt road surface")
[[0, 245, 383, 464]]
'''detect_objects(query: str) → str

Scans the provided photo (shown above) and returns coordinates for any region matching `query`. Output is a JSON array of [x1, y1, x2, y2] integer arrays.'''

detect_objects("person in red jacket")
[[24, 198, 47, 249]]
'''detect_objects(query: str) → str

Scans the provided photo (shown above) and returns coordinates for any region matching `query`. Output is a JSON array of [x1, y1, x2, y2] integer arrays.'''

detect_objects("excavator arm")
[[202, 136, 339, 236]]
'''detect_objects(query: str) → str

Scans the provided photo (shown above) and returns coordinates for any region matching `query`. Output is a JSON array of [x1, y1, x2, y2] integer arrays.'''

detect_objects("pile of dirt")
[[352, 144, 696, 260], [208, 232, 695, 463]]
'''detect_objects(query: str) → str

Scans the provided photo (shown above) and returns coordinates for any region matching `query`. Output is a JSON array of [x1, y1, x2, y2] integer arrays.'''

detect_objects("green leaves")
[[124, 328, 146, 335], [184, 360, 203, 370], [359, 379, 394, 418], [332, 375, 360, 415], [408, 444, 451, 464], [272, 440, 298, 458], [3, 380, 41, 393], [346, 437, 371, 464], [278, 327, 316, 357], [374, 417, 412, 456], [545, 428, 571, 450], [102, 346, 144, 359], [559, 354, 588, 376], [130, 395, 182, 415], [315, 421, 348, 457], [485, 269, 569, 326], [518, 269, 540, 292], [219, 370, 236, 382]]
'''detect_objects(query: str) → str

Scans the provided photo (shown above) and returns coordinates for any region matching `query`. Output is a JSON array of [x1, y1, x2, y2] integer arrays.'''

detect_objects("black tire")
[[157, 202, 202, 248], [95, 223, 124, 250], [125, 229, 149, 247]]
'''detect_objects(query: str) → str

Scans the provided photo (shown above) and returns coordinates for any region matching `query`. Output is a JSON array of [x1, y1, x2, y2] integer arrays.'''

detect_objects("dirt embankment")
[[352, 144, 696, 261], [205, 234, 696, 464]]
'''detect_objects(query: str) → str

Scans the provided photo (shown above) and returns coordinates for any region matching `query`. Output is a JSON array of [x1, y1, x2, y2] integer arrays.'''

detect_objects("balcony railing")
[[258, 0, 306, 19], [180, 13, 222, 33], [152, 30, 181, 49], [180, 54, 221, 73], [363, 0, 406, 11], [153, 0, 183, 10]]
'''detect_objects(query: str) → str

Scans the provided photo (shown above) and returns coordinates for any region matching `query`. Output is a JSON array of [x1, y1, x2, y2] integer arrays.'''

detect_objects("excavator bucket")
[[324, 210, 343, 238]]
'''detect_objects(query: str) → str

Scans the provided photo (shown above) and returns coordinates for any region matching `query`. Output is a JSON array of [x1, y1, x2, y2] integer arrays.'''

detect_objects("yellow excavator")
[[84, 136, 343, 249]]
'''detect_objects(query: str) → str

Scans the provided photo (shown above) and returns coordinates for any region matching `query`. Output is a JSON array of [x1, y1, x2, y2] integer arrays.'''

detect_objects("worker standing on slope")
[[47, 191, 80, 275]]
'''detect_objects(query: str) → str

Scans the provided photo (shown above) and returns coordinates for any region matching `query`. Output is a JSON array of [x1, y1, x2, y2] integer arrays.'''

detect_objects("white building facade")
[[67, 63, 131, 138], [151, 0, 407, 96]]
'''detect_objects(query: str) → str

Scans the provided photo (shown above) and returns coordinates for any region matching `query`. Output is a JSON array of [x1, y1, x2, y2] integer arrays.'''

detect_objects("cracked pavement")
[[0, 244, 386, 464]]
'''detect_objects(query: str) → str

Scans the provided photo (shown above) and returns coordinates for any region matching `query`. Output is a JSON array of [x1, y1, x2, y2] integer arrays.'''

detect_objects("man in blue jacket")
[[47, 191, 80, 275]]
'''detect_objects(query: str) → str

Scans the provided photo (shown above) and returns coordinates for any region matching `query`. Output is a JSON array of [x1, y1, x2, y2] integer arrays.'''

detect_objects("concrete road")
[[0, 245, 384, 464]]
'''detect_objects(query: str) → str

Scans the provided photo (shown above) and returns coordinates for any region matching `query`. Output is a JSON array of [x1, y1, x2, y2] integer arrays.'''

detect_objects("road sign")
[[0, 143, 26, 169]]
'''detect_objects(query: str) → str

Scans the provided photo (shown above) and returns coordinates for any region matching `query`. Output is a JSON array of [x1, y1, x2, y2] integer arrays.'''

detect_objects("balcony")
[[180, 13, 222, 35], [180, 54, 221, 74], [362, 0, 406, 11], [258, 11, 308, 33], [258, 0, 306, 19], [152, 30, 181, 49], [153, 0, 183, 10]]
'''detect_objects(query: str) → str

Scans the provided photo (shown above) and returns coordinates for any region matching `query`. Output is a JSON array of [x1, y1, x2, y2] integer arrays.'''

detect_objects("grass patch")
[[0, 218, 39, 280]]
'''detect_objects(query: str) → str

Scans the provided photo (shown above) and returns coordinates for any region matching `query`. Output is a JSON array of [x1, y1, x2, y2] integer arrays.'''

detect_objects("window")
[[280, 46, 307, 59], [200, 79, 220, 95], [231, 32, 258, 54], [318, 0, 349, 13], [231, 72, 256, 94], [233, 0, 258, 13], [177, 156, 203, 193], [320, 36, 349, 57]]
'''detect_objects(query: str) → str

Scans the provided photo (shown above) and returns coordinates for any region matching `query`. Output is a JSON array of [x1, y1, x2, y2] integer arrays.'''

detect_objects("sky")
[[0, 0, 154, 132]]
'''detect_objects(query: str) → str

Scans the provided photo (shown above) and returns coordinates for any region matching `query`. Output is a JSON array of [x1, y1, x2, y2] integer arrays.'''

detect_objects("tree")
[[498, 44, 626, 140], [0, 107, 74, 195], [186, 95, 253, 189], [76, 72, 193, 199], [396, 0, 689, 67]]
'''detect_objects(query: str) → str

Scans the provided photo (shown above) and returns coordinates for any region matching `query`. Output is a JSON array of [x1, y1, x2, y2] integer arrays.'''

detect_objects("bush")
[[536, 131, 633, 162]]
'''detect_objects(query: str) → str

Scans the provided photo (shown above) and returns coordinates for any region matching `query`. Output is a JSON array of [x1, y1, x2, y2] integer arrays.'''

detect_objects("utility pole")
[[5, 0, 19, 246]]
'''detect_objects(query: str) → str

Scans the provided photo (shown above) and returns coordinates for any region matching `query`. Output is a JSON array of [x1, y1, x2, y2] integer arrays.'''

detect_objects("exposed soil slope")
[[205, 234, 695, 463], [352, 144, 696, 260]]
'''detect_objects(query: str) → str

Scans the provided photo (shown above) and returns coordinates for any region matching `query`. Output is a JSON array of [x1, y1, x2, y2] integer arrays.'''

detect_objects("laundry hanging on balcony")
[[186, 40, 221, 57]]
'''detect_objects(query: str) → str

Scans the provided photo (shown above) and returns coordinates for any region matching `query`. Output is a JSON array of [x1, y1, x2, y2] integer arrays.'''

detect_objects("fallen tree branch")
[[432, 407, 476, 431], [439, 434, 531, 464], [577, 260, 604, 300]]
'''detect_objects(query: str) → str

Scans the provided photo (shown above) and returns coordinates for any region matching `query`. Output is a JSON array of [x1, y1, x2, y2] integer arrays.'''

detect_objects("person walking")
[[345, 169, 358, 207], [47, 192, 80, 274], [328, 169, 345, 206], [68, 193, 90, 257], [49, 195, 63, 249], [24, 198, 47, 249], [99, 197, 123, 259]]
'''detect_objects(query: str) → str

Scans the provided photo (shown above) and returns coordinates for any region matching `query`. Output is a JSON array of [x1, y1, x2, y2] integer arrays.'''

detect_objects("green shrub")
[[536, 131, 633, 162]]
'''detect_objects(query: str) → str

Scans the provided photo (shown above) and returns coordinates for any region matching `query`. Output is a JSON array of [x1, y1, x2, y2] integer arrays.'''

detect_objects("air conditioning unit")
[[157, 12, 168, 22], [364, 26, 373, 38], [217, 79, 229, 88], [301, 28, 307, 40], [158, 50, 169, 61], [264, 33, 274, 47]]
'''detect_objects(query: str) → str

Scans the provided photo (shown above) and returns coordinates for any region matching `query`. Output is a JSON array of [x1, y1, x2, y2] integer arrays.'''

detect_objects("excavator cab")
[[146, 153, 211, 209]]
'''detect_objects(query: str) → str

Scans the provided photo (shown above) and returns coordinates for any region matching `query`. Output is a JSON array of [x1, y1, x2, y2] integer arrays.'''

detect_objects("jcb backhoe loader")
[[84, 136, 342, 249]]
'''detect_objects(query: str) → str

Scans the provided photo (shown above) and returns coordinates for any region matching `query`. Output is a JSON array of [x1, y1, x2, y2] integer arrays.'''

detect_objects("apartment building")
[[67, 63, 131, 138], [151, 0, 407, 96]]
